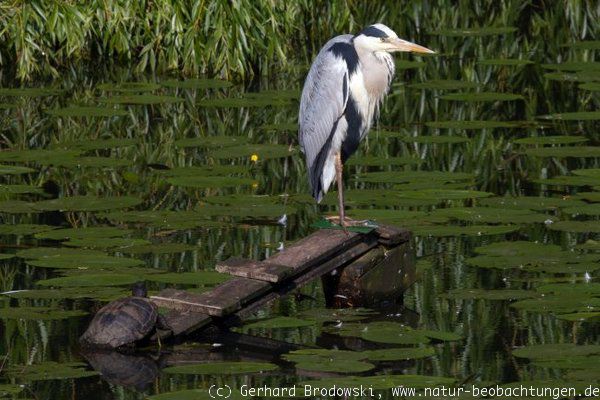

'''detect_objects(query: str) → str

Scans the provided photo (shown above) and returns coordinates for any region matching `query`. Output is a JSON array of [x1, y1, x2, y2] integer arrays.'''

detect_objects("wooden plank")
[[216, 258, 292, 283], [228, 233, 379, 324], [162, 309, 212, 336], [268, 229, 362, 273], [150, 278, 270, 317]]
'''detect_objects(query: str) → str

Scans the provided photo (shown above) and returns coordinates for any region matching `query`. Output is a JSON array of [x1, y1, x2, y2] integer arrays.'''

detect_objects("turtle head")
[[131, 282, 147, 297]]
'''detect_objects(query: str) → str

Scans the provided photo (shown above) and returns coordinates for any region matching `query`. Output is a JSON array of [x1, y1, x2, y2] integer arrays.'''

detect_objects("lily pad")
[[548, 220, 600, 232], [538, 111, 600, 121], [119, 243, 197, 254], [0, 184, 43, 194], [0, 88, 63, 96], [346, 155, 421, 166], [35, 227, 132, 240], [430, 27, 517, 36], [163, 361, 278, 375], [198, 97, 291, 108], [477, 58, 533, 66], [25, 253, 144, 269], [32, 196, 142, 212], [283, 349, 374, 373], [425, 120, 522, 129], [298, 308, 376, 322], [361, 347, 435, 361], [430, 207, 552, 224], [0, 149, 82, 164], [100, 95, 183, 105], [412, 224, 519, 237], [440, 92, 523, 102], [0, 224, 57, 236], [46, 106, 127, 118], [51, 138, 138, 151], [16, 247, 106, 259], [0, 200, 39, 213], [36, 273, 141, 287], [479, 196, 584, 210], [210, 144, 294, 160], [63, 237, 151, 249], [146, 271, 230, 285], [511, 296, 600, 313], [244, 316, 316, 329], [401, 135, 469, 144], [174, 136, 249, 148], [4, 286, 129, 301], [160, 78, 232, 89], [525, 146, 600, 158], [409, 80, 480, 90], [445, 289, 538, 300], [515, 135, 588, 145], [513, 344, 600, 360], [167, 176, 255, 189], [297, 374, 455, 390], [97, 82, 161, 92], [0, 165, 35, 175], [355, 171, 473, 184], [0, 307, 87, 320], [6, 362, 97, 381]]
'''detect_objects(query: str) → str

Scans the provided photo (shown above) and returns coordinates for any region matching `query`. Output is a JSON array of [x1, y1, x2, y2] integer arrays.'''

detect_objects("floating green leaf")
[[525, 146, 600, 158], [146, 271, 230, 285], [174, 136, 249, 148], [97, 82, 161, 92], [0, 165, 35, 175], [346, 155, 421, 166], [479, 196, 584, 210], [244, 316, 316, 329], [548, 221, 600, 233], [32, 196, 142, 212], [163, 361, 278, 375], [46, 106, 128, 118], [513, 344, 600, 360], [25, 253, 143, 269], [412, 224, 519, 237], [514, 135, 588, 145], [4, 286, 129, 301], [167, 176, 255, 188], [409, 80, 480, 90], [210, 144, 294, 160], [283, 349, 374, 373], [0, 88, 63, 96], [6, 362, 97, 381], [361, 347, 435, 361], [0, 200, 39, 213], [37, 273, 141, 287], [477, 58, 533, 66], [430, 27, 517, 36], [431, 207, 552, 224], [441, 92, 523, 102], [0, 307, 86, 320], [445, 289, 538, 300], [425, 120, 523, 129], [401, 135, 469, 144], [35, 226, 132, 240], [101, 94, 183, 104], [0, 224, 56, 236], [161, 78, 232, 89], [538, 111, 600, 121]]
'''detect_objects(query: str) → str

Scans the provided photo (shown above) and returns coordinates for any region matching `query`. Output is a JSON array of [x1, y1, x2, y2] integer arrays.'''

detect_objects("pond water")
[[0, 28, 599, 400]]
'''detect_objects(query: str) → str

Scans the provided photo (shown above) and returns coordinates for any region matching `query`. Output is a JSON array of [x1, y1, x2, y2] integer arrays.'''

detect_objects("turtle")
[[80, 282, 170, 349]]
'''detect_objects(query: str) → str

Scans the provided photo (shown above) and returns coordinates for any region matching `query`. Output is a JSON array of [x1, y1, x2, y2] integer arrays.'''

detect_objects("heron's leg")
[[335, 152, 346, 228]]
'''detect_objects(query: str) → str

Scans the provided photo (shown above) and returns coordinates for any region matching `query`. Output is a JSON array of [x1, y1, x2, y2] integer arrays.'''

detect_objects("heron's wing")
[[299, 35, 353, 200]]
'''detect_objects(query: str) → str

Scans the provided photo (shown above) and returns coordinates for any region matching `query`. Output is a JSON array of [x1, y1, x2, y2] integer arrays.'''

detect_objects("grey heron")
[[299, 23, 434, 227]]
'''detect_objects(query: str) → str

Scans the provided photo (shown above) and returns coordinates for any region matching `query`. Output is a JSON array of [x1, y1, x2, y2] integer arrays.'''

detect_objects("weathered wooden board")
[[228, 233, 379, 324], [162, 309, 211, 336], [267, 229, 363, 273], [151, 278, 270, 316], [216, 258, 292, 283]]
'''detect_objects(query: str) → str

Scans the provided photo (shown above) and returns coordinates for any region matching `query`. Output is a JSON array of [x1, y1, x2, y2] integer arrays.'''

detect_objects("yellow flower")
[[250, 154, 259, 162]]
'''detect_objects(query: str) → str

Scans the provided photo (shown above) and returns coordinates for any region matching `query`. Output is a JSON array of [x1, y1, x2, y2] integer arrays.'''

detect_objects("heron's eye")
[[380, 37, 386, 42]]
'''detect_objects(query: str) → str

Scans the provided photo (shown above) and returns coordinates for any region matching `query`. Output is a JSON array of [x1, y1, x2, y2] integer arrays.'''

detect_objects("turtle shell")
[[80, 296, 158, 349]]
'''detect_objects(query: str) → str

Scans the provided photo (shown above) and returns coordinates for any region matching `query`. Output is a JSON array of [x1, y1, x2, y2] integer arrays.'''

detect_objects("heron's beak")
[[391, 38, 435, 54]]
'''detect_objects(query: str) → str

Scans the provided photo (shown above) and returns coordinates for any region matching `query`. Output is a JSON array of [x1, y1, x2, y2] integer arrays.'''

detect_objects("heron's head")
[[354, 23, 434, 54]]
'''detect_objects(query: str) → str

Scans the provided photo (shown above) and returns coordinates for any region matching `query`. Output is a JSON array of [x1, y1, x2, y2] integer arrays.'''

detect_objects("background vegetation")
[[0, 0, 597, 81]]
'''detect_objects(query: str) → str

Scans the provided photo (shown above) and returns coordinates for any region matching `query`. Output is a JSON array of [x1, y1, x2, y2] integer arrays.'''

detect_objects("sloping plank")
[[161, 309, 211, 336], [150, 278, 270, 316], [229, 234, 379, 323], [268, 229, 362, 273], [216, 258, 292, 283]]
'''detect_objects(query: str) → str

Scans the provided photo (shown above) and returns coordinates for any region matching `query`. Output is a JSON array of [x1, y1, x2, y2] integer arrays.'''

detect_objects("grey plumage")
[[298, 23, 434, 223]]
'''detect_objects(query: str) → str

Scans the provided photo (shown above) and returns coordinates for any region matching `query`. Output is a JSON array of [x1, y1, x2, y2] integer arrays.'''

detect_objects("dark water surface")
[[0, 29, 599, 400]]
